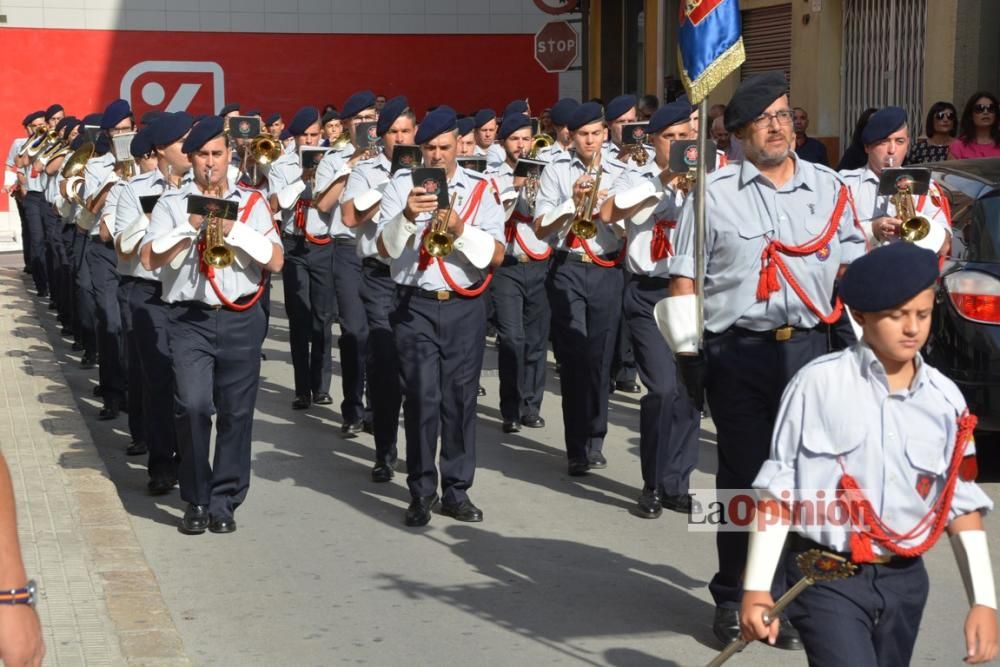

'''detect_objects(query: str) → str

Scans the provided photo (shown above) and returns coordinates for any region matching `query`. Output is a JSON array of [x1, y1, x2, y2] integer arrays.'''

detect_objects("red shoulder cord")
[[564, 226, 628, 267], [755, 185, 849, 324], [508, 211, 552, 260], [293, 198, 331, 245], [198, 190, 269, 312], [837, 411, 978, 563], [650, 218, 677, 262]]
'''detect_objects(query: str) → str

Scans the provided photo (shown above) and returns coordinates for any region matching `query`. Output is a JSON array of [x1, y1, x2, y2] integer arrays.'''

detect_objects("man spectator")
[[638, 94, 659, 121], [793, 107, 829, 165]]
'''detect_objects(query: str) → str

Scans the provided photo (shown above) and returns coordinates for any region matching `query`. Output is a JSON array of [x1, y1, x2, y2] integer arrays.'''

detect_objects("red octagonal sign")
[[534, 21, 578, 73]]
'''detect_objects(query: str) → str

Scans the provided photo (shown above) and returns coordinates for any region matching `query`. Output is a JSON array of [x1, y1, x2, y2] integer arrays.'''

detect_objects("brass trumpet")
[[61, 142, 95, 179], [528, 133, 553, 159], [570, 151, 602, 240], [891, 177, 931, 243], [249, 133, 282, 166], [17, 127, 49, 158], [201, 174, 235, 269], [422, 192, 458, 259]]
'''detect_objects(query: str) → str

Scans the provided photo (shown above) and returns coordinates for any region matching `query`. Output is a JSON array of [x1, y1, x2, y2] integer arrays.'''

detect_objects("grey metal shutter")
[[740, 3, 792, 82]]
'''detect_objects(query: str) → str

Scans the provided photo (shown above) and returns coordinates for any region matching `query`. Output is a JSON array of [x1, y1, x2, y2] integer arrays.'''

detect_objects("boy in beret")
[[473, 109, 505, 165], [141, 116, 283, 534], [534, 98, 579, 163], [14, 110, 52, 295], [839, 106, 951, 253], [663, 71, 867, 646], [740, 242, 997, 665], [456, 117, 476, 157]]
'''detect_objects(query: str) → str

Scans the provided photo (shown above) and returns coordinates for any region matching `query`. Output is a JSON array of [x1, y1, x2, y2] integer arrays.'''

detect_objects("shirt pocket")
[[904, 436, 948, 476], [803, 213, 833, 237], [800, 427, 864, 459]]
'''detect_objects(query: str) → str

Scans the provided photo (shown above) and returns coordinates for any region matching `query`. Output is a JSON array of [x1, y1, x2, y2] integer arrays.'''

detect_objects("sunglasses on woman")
[[974, 104, 997, 114], [935, 111, 955, 120]]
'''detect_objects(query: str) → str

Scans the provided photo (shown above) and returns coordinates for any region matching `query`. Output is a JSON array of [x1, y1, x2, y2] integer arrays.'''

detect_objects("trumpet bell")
[[203, 246, 235, 269], [422, 231, 454, 258], [900, 216, 931, 243], [528, 133, 554, 159], [250, 135, 281, 166], [61, 142, 96, 179], [571, 219, 598, 240]]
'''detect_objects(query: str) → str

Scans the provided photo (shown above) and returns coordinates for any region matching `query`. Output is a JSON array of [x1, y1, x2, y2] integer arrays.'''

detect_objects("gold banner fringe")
[[679, 38, 747, 105]]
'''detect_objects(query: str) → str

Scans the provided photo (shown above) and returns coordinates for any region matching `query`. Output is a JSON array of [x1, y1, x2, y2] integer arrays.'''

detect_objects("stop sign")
[[534, 21, 578, 73]]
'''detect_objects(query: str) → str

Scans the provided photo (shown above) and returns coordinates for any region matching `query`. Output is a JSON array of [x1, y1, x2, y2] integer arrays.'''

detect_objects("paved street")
[[1, 255, 998, 666]]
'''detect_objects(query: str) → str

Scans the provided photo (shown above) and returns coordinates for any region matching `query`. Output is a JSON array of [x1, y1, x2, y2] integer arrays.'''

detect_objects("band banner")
[[677, 0, 746, 104]]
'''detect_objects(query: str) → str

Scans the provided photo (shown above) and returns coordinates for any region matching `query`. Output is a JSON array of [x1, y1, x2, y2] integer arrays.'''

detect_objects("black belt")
[[285, 233, 330, 241], [174, 294, 257, 311], [629, 274, 670, 289], [787, 533, 915, 567], [362, 257, 391, 273], [554, 250, 619, 266], [708, 325, 818, 343], [398, 283, 483, 301], [331, 237, 356, 246], [102, 239, 115, 250]]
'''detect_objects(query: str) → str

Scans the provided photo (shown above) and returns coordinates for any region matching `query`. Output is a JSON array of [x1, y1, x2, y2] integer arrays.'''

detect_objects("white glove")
[[452, 225, 497, 269], [225, 223, 274, 265], [380, 213, 418, 260], [150, 224, 198, 254], [615, 180, 662, 226], [118, 214, 150, 254], [352, 184, 385, 212], [539, 198, 575, 229], [951, 530, 998, 609], [276, 180, 307, 210], [653, 294, 701, 354]]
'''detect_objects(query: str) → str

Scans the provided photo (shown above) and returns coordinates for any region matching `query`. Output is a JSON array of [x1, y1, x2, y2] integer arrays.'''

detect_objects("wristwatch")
[[0, 580, 37, 606]]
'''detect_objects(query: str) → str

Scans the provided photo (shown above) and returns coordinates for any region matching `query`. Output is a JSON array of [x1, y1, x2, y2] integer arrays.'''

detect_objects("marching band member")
[[376, 106, 505, 527], [534, 98, 579, 164], [341, 95, 415, 481], [141, 116, 283, 534], [267, 106, 337, 410], [486, 113, 551, 434], [664, 71, 866, 647], [456, 117, 476, 157], [533, 101, 625, 476], [16, 110, 52, 297], [600, 101, 701, 517], [115, 111, 193, 491]]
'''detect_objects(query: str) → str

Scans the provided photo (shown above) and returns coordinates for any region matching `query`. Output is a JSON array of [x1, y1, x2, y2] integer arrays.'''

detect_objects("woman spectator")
[[905, 101, 957, 164], [836, 107, 878, 171], [948, 91, 1000, 159]]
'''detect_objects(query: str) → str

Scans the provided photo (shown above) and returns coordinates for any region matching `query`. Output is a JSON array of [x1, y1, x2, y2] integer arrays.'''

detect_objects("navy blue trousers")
[[72, 231, 97, 355], [490, 257, 551, 423], [545, 256, 623, 463], [359, 260, 401, 465], [281, 236, 335, 397], [391, 288, 487, 503], [623, 276, 699, 495], [168, 302, 266, 520], [85, 240, 125, 401], [118, 279, 143, 441], [331, 240, 369, 423], [21, 192, 48, 293]]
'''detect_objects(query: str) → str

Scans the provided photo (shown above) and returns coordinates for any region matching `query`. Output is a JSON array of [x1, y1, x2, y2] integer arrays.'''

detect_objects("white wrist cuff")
[[914, 222, 947, 253], [276, 180, 306, 210], [951, 530, 997, 610], [225, 223, 274, 265], [653, 294, 701, 354], [615, 180, 661, 226], [539, 198, 575, 229], [744, 513, 791, 592], [352, 185, 384, 212], [56, 197, 73, 219], [76, 207, 97, 231], [118, 214, 150, 254], [150, 225, 198, 254], [453, 225, 496, 269], [380, 213, 417, 259], [2, 171, 14, 188], [227, 164, 239, 186]]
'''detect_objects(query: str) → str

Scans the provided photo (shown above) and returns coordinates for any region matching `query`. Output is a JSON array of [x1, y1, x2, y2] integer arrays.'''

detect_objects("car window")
[[965, 192, 1000, 261]]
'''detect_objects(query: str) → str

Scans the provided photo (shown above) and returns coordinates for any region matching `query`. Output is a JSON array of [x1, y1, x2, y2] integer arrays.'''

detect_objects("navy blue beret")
[[95, 133, 111, 156], [246, 109, 261, 118], [265, 113, 281, 126], [550, 98, 579, 127], [288, 106, 320, 136], [100, 99, 132, 130], [82, 113, 102, 128], [140, 110, 166, 126], [606, 94, 637, 122], [861, 106, 908, 145], [149, 111, 194, 147], [181, 116, 225, 153], [218, 102, 240, 116], [415, 107, 458, 145], [568, 101, 604, 131], [341, 90, 376, 119], [498, 113, 531, 141], [22, 110, 45, 126], [279, 128, 291, 141], [321, 109, 340, 125], [377, 96, 409, 136], [474, 108, 496, 129], [70, 135, 84, 151], [59, 117, 80, 140], [130, 126, 154, 158], [44, 104, 64, 121], [839, 242, 938, 312], [503, 100, 528, 118], [54, 116, 75, 135], [457, 116, 476, 137], [724, 71, 787, 132], [647, 100, 692, 134]]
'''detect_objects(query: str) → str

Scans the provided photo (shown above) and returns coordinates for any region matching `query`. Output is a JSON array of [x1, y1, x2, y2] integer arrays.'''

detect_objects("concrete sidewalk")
[[0, 259, 188, 666]]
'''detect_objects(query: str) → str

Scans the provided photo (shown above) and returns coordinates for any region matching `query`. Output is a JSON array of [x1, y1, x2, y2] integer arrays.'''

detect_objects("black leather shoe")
[[712, 607, 740, 646], [772, 618, 803, 650], [80, 353, 96, 370], [37, 289, 48, 299], [126, 441, 147, 456], [616, 380, 642, 394], [404, 494, 439, 527], [635, 487, 663, 519], [312, 392, 332, 405], [98, 405, 119, 420], [209, 516, 237, 534], [341, 421, 364, 437], [441, 499, 483, 522], [502, 421, 521, 434], [567, 459, 590, 476], [71, 340, 84, 352], [661, 493, 701, 515], [92, 385, 104, 398], [48, 301, 58, 310], [61, 326, 74, 337], [292, 395, 311, 410], [587, 452, 607, 469], [371, 461, 395, 483], [147, 476, 176, 495], [520, 414, 545, 428], [362, 420, 374, 435], [477, 385, 486, 397], [180, 504, 209, 534]]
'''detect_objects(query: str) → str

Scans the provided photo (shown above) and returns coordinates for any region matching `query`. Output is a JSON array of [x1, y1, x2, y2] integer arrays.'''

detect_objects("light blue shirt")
[[754, 343, 993, 554], [115, 167, 190, 280], [485, 160, 550, 259], [609, 162, 686, 277], [377, 166, 505, 291], [342, 152, 391, 262], [671, 156, 867, 332], [84, 153, 117, 237]]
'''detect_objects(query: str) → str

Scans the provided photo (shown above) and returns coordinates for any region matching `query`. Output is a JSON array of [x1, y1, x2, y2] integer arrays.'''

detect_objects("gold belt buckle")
[[774, 326, 793, 342], [435, 291, 450, 301], [518, 254, 530, 263], [871, 554, 892, 565], [580, 253, 593, 264]]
